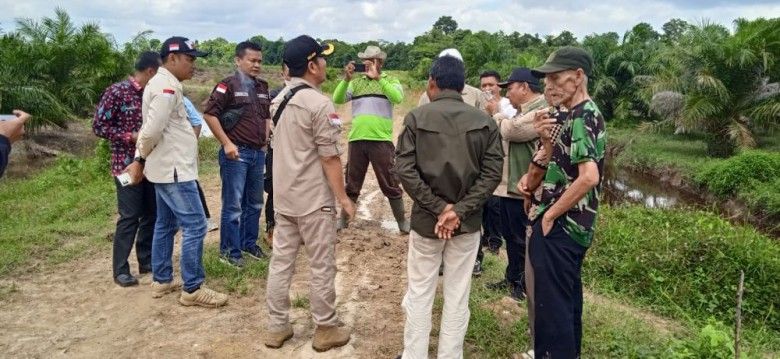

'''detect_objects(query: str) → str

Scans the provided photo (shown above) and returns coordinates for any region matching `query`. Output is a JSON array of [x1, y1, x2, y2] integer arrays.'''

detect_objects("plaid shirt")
[[93, 77, 144, 176]]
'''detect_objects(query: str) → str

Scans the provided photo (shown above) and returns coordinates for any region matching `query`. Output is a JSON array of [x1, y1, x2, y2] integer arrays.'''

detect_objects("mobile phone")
[[353, 63, 366, 72], [0, 114, 16, 121], [116, 173, 134, 187]]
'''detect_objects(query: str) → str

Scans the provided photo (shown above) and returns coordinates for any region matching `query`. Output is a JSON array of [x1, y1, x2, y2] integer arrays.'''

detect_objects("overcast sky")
[[1, 1, 778, 44]]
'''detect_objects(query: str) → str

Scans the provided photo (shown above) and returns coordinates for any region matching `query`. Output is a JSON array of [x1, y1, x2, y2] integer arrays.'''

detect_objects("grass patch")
[[292, 294, 310, 309], [202, 245, 269, 295], [0, 152, 115, 276], [587, 204, 780, 351]]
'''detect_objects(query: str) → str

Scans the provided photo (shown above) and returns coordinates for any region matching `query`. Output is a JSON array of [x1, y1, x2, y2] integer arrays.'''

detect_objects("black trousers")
[[477, 195, 503, 262], [113, 177, 155, 277], [264, 146, 275, 231], [530, 218, 587, 359], [500, 197, 527, 289]]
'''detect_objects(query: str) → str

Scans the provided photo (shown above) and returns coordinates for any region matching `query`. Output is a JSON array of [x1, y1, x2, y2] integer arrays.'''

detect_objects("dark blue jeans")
[[152, 181, 207, 292], [530, 218, 588, 359], [219, 146, 265, 259]]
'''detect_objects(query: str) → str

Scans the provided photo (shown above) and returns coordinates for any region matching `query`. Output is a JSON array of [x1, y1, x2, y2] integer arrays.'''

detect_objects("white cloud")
[[0, 0, 777, 45]]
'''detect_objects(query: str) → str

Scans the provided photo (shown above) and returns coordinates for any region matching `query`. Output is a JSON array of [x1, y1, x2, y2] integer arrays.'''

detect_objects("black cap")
[[283, 35, 334, 72], [160, 36, 208, 58], [498, 68, 539, 88], [531, 46, 593, 78]]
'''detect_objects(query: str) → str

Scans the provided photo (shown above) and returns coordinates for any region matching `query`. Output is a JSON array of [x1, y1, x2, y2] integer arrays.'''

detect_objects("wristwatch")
[[133, 156, 146, 165]]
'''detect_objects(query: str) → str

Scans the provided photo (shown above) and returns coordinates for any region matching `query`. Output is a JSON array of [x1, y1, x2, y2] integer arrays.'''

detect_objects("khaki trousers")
[[402, 230, 480, 359], [266, 207, 340, 330]]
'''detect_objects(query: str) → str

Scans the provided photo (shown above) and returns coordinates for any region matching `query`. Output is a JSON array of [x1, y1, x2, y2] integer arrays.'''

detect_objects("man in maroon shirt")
[[203, 41, 271, 267], [93, 51, 161, 287]]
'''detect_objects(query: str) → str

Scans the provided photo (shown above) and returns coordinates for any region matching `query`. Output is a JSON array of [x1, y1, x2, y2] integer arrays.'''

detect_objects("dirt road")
[[0, 100, 419, 358]]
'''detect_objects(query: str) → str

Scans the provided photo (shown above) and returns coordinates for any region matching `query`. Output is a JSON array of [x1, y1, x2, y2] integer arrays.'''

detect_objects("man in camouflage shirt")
[[528, 47, 607, 358]]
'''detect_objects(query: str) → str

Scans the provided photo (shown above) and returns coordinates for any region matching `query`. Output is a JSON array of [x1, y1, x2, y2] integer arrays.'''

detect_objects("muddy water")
[[602, 163, 778, 237], [602, 164, 706, 209]]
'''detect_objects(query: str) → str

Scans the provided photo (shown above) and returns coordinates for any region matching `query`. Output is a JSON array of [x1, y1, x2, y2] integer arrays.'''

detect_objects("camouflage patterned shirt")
[[537, 99, 607, 247]]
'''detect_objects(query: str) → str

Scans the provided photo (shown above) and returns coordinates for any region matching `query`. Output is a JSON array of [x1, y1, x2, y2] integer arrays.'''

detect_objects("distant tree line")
[[1, 10, 777, 156]]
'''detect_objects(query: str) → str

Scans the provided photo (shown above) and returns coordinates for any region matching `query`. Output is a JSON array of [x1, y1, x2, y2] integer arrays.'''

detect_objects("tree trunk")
[[705, 131, 735, 158]]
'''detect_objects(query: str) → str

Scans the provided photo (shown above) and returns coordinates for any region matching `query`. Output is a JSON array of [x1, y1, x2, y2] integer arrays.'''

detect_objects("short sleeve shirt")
[[537, 100, 607, 247], [271, 78, 343, 216]]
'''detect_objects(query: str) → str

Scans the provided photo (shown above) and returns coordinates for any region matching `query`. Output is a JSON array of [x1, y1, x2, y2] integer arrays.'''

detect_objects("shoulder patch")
[[162, 88, 175, 98], [328, 113, 342, 127], [215, 83, 228, 94]]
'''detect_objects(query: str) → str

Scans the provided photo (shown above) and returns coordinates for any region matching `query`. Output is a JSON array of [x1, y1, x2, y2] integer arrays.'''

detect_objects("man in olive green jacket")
[[394, 55, 503, 358]]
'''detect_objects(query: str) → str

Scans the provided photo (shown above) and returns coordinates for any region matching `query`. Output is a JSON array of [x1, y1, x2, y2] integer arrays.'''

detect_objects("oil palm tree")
[[0, 8, 127, 129], [645, 19, 780, 157]]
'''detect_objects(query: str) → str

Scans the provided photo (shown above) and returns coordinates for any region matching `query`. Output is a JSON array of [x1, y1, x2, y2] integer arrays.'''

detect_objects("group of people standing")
[[93, 32, 606, 358]]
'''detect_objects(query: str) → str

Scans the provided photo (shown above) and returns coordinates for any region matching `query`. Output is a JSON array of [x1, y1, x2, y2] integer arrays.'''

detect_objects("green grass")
[[292, 294, 310, 309], [0, 153, 115, 276], [202, 245, 269, 295], [587, 204, 780, 352]]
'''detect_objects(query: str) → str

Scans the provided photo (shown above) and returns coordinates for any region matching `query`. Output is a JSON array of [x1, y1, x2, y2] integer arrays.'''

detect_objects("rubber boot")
[[388, 197, 411, 234], [312, 325, 351, 352]]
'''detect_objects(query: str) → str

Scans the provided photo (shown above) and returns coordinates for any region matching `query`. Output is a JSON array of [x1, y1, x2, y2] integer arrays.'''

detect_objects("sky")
[[1, 0, 778, 44]]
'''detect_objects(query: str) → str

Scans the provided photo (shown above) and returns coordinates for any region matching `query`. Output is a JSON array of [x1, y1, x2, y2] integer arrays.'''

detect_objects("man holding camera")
[[203, 41, 271, 268], [332, 45, 409, 234]]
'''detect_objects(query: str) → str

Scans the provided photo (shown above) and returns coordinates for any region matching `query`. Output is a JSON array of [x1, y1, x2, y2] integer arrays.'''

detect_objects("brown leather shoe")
[[264, 325, 293, 349], [312, 325, 351, 352]]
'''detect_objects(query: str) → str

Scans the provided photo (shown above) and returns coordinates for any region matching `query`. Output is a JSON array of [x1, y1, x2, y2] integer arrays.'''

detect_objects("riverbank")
[[608, 127, 780, 236]]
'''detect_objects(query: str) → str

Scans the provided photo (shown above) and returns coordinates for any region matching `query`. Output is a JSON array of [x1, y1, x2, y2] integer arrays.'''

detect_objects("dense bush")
[[696, 151, 780, 196], [586, 205, 780, 332]]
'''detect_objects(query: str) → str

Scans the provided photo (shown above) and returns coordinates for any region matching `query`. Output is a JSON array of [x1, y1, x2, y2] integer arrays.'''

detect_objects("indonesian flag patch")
[[169, 43, 180, 51], [162, 88, 175, 98], [215, 83, 228, 94], [328, 113, 342, 127]]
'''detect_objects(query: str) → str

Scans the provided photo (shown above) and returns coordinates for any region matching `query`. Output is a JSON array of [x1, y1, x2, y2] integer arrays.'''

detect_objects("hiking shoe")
[[520, 349, 535, 359], [243, 247, 266, 261], [219, 254, 245, 268], [312, 325, 351, 352], [179, 286, 228, 308], [264, 325, 294, 349], [151, 278, 183, 298], [472, 260, 483, 277], [207, 219, 219, 232], [509, 283, 527, 302], [114, 273, 139, 287]]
